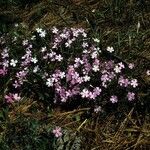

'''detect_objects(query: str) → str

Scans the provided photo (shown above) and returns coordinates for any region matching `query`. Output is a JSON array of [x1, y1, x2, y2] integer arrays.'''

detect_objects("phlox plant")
[[0, 24, 139, 110]]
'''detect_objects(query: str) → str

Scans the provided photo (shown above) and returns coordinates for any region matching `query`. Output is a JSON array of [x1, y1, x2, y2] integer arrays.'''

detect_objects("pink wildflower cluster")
[[0, 27, 138, 106]]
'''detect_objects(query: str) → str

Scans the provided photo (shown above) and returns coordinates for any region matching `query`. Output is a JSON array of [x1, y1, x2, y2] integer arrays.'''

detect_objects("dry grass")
[[7, 100, 150, 149]]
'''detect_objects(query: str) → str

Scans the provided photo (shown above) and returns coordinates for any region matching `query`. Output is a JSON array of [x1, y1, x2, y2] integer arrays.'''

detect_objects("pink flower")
[[118, 62, 125, 69], [104, 61, 114, 70], [5, 93, 21, 103], [5, 93, 14, 103], [118, 76, 130, 87], [89, 92, 96, 99], [127, 92, 135, 101], [13, 80, 21, 88], [52, 127, 62, 138], [3, 60, 9, 67], [110, 95, 118, 103], [0, 68, 7, 76], [101, 74, 109, 82], [93, 87, 102, 96]]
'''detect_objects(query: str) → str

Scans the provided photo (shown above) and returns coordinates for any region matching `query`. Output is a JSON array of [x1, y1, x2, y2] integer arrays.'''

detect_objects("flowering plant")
[[0, 25, 139, 109]]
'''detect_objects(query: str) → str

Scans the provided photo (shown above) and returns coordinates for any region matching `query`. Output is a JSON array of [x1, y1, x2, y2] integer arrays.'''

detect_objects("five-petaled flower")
[[131, 79, 138, 88], [127, 92, 135, 101], [110, 95, 118, 103], [10, 59, 18, 67], [52, 126, 62, 138], [107, 46, 114, 53]]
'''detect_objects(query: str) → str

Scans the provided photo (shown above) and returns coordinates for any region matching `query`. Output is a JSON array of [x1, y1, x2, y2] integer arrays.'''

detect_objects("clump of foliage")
[[0, 24, 139, 111], [0, 113, 82, 150]]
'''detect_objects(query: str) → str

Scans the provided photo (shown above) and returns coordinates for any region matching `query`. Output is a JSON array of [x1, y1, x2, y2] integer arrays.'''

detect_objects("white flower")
[[73, 31, 79, 37], [114, 65, 121, 73], [46, 78, 53, 87], [80, 60, 84, 64], [91, 51, 98, 59], [51, 77, 58, 82], [107, 46, 114, 53], [92, 9, 96, 13], [36, 27, 46, 37], [31, 57, 38, 64], [15, 23, 19, 27], [39, 30, 46, 38], [41, 47, 47, 52], [59, 72, 65, 79], [83, 49, 88, 53], [10, 59, 18, 67], [83, 75, 91, 82], [128, 63, 134, 69], [81, 89, 89, 98], [93, 65, 99, 72], [65, 42, 71, 47], [75, 58, 81, 63], [65, 39, 73, 47], [22, 40, 28, 46], [31, 35, 36, 40], [82, 42, 88, 48], [94, 47, 101, 53], [82, 32, 87, 37], [131, 79, 138, 88], [36, 28, 42, 33], [94, 106, 102, 113], [49, 51, 56, 58], [55, 54, 63, 62], [61, 98, 67, 102], [60, 33, 67, 39], [93, 38, 100, 43], [29, 44, 32, 49], [74, 63, 79, 68], [77, 77, 83, 84], [33, 66, 39, 73], [52, 27, 58, 34], [146, 70, 150, 76], [13, 93, 21, 101]]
